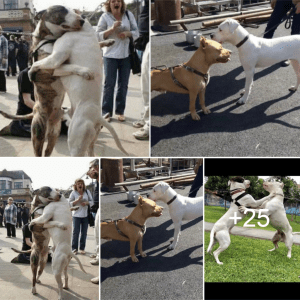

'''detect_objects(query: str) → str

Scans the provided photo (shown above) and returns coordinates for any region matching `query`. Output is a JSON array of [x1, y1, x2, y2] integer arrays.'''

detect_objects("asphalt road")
[[151, 8, 300, 157], [101, 184, 203, 300]]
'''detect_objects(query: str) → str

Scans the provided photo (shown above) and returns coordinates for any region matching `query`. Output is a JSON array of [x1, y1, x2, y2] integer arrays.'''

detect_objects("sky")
[[0, 157, 97, 190], [32, 0, 134, 11]]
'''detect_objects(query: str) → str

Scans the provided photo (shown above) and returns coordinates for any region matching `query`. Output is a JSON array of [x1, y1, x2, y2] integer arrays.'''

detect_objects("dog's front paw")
[[168, 243, 175, 250], [131, 255, 139, 262], [289, 86, 297, 92], [140, 251, 147, 258], [191, 112, 201, 121], [240, 89, 245, 96], [202, 107, 211, 115], [59, 225, 67, 230], [236, 97, 246, 106], [78, 68, 95, 80], [29, 222, 36, 231]]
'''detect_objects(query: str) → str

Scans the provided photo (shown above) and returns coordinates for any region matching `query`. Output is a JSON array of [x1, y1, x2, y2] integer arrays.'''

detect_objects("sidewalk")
[[0, 73, 149, 157], [205, 222, 300, 245], [0, 226, 99, 300]]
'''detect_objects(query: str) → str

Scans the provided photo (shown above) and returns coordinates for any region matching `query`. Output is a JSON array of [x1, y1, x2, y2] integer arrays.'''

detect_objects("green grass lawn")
[[205, 205, 300, 232], [205, 232, 300, 282], [205, 205, 300, 282]]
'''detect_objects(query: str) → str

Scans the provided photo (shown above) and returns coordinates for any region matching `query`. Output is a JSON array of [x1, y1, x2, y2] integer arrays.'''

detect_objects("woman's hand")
[[112, 21, 122, 30], [118, 31, 131, 40], [81, 201, 88, 206]]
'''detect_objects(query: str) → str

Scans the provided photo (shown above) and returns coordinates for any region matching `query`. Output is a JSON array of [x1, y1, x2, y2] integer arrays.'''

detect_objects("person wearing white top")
[[96, 0, 139, 122], [69, 179, 93, 254]]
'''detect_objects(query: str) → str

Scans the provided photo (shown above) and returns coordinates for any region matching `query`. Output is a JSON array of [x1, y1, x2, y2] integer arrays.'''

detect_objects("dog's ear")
[[227, 180, 231, 186], [33, 189, 40, 195], [244, 180, 250, 189], [200, 36, 206, 49], [138, 195, 144, 205], [280, 182, 284, 188], [227, 19, 239, 34], [34, 9, 46, 21]]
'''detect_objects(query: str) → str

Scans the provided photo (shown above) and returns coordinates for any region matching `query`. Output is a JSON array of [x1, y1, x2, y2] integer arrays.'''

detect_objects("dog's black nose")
[[80, 19, 85, 27], [210, 34, 214, 39]]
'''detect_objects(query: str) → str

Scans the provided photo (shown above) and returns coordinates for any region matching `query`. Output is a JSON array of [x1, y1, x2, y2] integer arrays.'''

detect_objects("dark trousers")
[[102, 56, 131, 116], [7, 57, 17, 76], [72, 216, 89, 251], [264, 0, 300, 38], [17, 57, 28, 72], [6, 222, 16, 237], [0, 216, 3, 227], [0, 71, 6, 92], [188, 164, 203, 198]]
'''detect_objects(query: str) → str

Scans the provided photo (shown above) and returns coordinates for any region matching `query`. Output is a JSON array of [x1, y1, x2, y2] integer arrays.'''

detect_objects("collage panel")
[[0, 157, 99, 299], [0, 0, 149, 157], [204, 158, 300, 300], [151, 0, 300, 157], [100, 158, 203, 300]]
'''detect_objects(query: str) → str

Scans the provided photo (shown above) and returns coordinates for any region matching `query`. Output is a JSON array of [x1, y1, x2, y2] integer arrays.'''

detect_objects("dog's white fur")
[[148, 181, 203, 250], [29, 17, 128, 156], [29, 188, 86, 300], [239, 181, 295, 258], [211, 18, 300, 105], [207, 178, 274, 265]]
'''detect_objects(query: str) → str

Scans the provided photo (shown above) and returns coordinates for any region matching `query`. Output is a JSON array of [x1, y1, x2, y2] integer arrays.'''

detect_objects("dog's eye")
[[219, 29, 222, 32]]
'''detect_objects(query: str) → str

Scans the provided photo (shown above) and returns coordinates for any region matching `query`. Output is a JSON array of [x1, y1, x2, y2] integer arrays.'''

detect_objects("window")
[[8, 181, 12, 189], [0, 180, 5, 190], [3, 0, 18, 10], [14, 182, 22, 189]]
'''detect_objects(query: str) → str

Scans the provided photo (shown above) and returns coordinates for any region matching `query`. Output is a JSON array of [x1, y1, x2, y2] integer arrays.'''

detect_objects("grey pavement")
[[205, 221, 300, 245], [151, 5, 300, 156], [0, 72, 149, 157], [0, 226, 99, 300], [101, 183, 203, 300]]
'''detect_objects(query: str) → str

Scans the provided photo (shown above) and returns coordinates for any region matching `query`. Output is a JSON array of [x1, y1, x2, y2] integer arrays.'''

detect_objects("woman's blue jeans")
[[102, 56, 131, 116], [72, 216, 89, 251]]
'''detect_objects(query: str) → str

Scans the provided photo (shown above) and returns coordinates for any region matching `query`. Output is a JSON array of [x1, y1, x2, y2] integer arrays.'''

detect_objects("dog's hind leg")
[[31, 107, 47, 157], [168, 221, 182, 250], [284, 230, 293, 258], [63, 257, 71, 290], [268, 230, 281, 252], [87, 125, 101, 157], [44, 118, 62, 157], [213, 230, 231, 265], [30, 249, 40, 294], [36, 251, 48, 284], [289, 59, 300, 92]]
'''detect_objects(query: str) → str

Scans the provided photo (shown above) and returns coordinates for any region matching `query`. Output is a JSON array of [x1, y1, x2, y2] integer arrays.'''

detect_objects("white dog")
[[207, 177, 274, 265], [148, 181, 203, 250], [29, 187, 86, 300], [211, 18, 300, 105], [239, 181, 295, 258], [29, 11, 128, 156]]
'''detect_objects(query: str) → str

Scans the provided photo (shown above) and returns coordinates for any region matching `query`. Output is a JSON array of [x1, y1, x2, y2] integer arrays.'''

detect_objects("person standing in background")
[[0, 27, 8, 93], [7, 35, 18, 76], [4, 197, 17, 238], [16, 35, 29, 72]]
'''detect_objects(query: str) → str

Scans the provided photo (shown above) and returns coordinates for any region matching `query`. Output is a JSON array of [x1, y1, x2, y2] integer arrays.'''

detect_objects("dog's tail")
[[207, 227, 216, 254], [100, 116, 129, 156], [11, 247, 32, 254], [0, 110, 33, 120], [71, 253, 87, 274]]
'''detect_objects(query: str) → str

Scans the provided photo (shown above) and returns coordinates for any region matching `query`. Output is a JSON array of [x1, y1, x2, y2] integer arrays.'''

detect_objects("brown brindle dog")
[[151, 37, 231, 121], [101, 196, 163, 262]]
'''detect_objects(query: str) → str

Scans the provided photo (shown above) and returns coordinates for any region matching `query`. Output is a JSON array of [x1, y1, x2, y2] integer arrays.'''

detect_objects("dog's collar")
[[32, 39, 56, 62], [114, 218, 146, 239], [236, 35, 249, 48], [125, 218, 145, 233], [230, 188, 246, 196], [182, 64, 209, 84], [275, 193, 284, 197], [31, 205, 45, 219], [233, 192, 248, 207], [167, 195, 177, 205]]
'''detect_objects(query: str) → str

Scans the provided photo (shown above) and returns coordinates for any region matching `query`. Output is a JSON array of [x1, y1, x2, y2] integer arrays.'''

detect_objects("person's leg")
[[79, 216, 89, 251], [188, 164, 204, 198], [264, 0, 292, 38], [291, 8, 300, 35], [0, 71, 6, 92], [72, 217, 80, 252], [6, 223, 11, 237], [102, 57, 118, 117], [11, 224, 16, 237], [115, 57, 131, 116]]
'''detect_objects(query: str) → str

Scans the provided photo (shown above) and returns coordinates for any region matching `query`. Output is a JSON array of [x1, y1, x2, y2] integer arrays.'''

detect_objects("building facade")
[[0, 0, 35, 37], [0, 169, 33, 204]]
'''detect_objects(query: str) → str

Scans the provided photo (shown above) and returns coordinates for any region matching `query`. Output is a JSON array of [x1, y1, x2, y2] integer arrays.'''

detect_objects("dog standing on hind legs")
[[207, 177, 275, 265]]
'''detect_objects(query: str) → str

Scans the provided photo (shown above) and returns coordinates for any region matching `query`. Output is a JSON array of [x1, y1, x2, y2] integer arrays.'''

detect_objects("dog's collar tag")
[[167, 195, 177, 205], [236, 35, 249, 48]]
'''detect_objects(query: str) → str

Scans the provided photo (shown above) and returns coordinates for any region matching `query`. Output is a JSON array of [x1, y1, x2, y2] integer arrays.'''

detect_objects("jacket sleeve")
[[96, 13, 108, 42], [128, 11, 139, 41], [68, 191, 76, 206], [1, 36, 8, 59]]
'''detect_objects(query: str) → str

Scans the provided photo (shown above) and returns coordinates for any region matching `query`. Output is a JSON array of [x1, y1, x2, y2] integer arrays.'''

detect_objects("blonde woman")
[[97, 0, 139, 122], [69, 179, 93, 254], [4, 197, 17, 238]]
